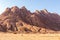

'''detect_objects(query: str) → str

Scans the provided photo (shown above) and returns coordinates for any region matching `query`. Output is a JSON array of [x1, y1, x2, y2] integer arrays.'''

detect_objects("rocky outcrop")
[[0, 6, 60, 33]]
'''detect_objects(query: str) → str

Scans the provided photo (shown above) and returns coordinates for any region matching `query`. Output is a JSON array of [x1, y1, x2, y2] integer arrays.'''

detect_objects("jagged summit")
[[11, 6, 19, 8], [5, 8, 11, 12], [39, 9, 48, 14], [0, 6, 60, 33], [34, 9, 48, 15], [11, 6, 20, 13], [20, 6, 27, 10], [43, 9, 48, 12], [35, 10, 40, 14], [42, 9, 48, 13]]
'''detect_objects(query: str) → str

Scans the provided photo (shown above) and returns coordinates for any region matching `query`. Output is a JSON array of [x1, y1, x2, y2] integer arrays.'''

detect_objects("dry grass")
[[0, 33, 60, 40]]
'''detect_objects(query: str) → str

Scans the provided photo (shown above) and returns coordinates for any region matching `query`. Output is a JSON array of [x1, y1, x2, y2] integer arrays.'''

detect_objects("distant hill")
[[0, 6, 60, 33]]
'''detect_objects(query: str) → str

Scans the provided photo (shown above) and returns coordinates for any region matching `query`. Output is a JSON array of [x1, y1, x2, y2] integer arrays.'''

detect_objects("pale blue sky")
[[0, 0, 60, 14]]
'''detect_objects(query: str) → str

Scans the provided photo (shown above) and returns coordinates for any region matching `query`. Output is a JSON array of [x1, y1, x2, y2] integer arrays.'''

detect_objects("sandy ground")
[[0, 33, 60, 40]]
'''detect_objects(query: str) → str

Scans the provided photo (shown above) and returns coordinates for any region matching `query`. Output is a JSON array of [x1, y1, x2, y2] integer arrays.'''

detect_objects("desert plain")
[[0, 33, 60, 40]]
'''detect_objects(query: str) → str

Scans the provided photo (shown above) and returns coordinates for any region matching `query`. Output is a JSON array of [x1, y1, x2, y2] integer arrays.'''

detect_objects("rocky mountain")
[[0, 6, 60, 33]]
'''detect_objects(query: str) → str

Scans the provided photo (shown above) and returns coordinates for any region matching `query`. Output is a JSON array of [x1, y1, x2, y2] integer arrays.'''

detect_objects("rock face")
[[0, 6, 60, 33]]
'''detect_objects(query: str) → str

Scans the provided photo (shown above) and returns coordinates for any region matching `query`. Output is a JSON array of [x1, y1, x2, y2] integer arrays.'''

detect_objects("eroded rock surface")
[[0, 6, 60, 33]]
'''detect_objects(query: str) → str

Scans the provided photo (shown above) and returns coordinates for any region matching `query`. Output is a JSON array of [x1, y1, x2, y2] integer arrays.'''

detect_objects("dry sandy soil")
[[0, 33, 60, 40]]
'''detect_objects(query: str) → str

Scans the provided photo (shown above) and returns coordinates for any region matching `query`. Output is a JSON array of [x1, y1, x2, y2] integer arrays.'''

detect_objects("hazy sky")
[[0, 0, 60, 14]]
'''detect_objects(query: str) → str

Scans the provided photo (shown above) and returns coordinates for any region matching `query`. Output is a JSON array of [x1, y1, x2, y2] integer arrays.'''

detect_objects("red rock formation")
[[0, 6, 60, 33]]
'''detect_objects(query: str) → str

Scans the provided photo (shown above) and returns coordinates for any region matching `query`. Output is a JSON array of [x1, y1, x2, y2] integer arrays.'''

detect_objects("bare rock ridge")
[[0, 6, 60, 33]]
